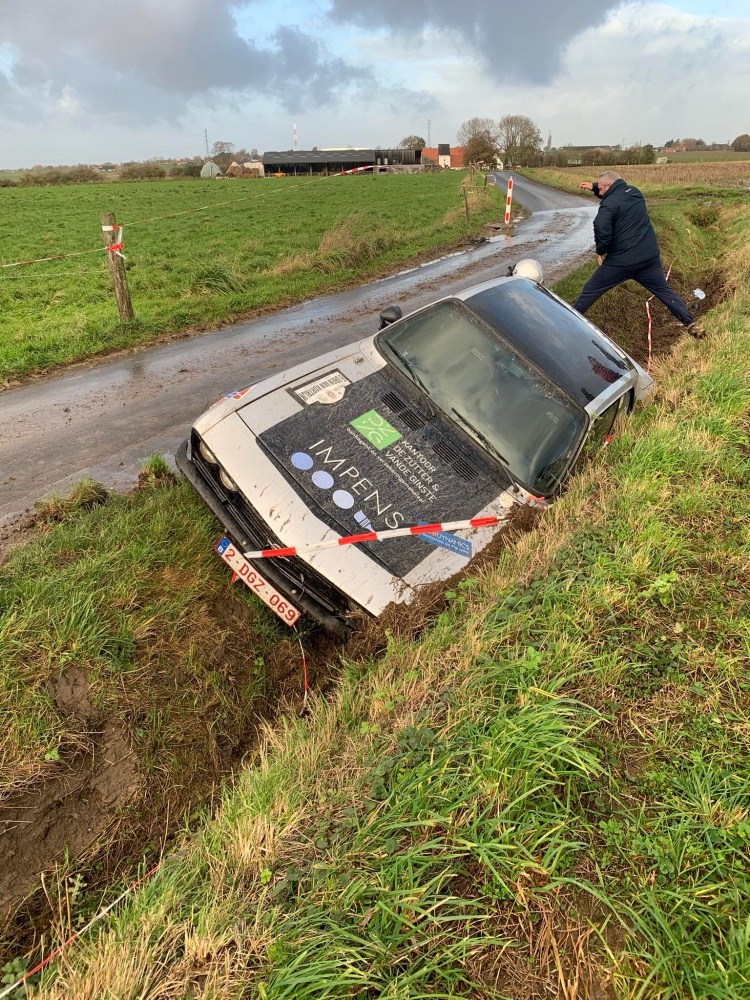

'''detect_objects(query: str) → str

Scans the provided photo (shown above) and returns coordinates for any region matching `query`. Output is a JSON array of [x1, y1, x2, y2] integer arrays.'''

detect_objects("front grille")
[[191, 434, 351, 617]]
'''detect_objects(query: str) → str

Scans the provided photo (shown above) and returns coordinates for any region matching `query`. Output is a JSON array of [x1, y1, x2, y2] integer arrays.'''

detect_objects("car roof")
[[452, 276, 634, 410]]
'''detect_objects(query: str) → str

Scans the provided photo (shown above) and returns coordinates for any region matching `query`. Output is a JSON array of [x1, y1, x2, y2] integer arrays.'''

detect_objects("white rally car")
[[176, 263, 652, 633]]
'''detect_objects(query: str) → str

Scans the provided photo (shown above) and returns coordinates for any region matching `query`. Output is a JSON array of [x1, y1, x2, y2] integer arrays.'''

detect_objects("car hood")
[[239, 360, 510, 578]]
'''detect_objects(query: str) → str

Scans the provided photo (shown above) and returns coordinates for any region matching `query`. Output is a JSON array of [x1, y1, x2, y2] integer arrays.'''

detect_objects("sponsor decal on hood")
[[257, 368, 508, 577]]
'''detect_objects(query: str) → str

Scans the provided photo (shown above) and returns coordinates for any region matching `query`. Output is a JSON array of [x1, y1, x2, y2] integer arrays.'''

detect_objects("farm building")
[[420, 145, 466, 169], [261, 148, 422, 176], [200, 160, 222, 179]]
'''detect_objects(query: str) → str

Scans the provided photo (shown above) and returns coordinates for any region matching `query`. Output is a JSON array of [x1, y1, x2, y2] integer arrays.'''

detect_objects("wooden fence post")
[[463, 184, 470, 219], [100, 212, 134, 321]]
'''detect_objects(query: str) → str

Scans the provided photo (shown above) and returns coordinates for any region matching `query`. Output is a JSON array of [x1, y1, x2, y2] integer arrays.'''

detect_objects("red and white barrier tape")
[[504, 176, 514, 225], [332, 165, 374, 176], [241, 511, 541, 562], [0, 860, 164, 998], [102, 224, 125, 259]]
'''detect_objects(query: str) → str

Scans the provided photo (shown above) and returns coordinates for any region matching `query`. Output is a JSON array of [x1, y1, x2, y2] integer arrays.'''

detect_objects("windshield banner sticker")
[[293, 370, 350, 405], [350, 409, 402, 449]]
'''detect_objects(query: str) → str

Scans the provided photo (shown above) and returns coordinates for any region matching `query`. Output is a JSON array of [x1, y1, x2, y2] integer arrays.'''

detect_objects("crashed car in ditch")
[[176, 261, 652, 633]]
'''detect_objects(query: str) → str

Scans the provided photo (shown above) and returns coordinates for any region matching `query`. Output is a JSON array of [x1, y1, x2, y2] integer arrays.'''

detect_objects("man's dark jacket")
[[591, 178, 660, 267]]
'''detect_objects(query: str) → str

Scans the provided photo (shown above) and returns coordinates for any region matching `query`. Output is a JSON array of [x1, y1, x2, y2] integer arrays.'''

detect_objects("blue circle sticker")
[[312, 470, 334, 489], [291, 452, 313, 470], [332, 490, 355, 509]]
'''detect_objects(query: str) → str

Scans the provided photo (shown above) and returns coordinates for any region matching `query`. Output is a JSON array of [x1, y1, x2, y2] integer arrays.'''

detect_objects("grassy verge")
[[1, 199, 747, 993], [0, 458, 334, 957], [0, 173, 500, 385]]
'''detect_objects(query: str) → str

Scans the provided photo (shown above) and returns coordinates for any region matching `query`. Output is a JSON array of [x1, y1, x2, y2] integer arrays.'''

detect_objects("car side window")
[[588, 397, 623, 449]]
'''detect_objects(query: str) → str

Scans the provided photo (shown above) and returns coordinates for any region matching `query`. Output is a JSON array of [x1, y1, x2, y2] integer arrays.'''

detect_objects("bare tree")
[[497, 115, 543, 167], [732, 133, 750, 152], [463, 134, 498, 167], [399, 135, 427, 149], [456, 117, 498, 148], [210, 140, 235, 170]]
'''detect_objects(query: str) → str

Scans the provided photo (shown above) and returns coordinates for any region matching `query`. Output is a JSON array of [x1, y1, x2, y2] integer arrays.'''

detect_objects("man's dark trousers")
[[573, 258, 693, 325]]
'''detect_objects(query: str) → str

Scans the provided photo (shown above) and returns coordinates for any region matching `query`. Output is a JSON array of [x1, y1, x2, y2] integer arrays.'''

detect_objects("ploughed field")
[[527, 159, 750, 197], [0, 172, 500, 384]]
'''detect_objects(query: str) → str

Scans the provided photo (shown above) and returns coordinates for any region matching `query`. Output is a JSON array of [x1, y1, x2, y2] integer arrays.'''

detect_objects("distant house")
[[200, 160, 222, 179], [420, 145, 465, 169]]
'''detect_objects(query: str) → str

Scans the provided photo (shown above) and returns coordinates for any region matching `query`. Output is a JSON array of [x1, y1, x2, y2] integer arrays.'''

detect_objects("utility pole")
[[427, 118, 432, 147], [293, 117, 298, 151], [204, 129, 209, 158]]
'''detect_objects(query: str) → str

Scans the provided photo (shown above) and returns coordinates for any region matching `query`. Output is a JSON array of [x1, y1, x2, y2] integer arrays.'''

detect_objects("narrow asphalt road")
[[0, 173, 594, 524]]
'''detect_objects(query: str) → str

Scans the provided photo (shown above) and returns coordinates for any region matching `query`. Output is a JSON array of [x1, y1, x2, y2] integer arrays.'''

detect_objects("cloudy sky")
[[0, 0, 747, 167]]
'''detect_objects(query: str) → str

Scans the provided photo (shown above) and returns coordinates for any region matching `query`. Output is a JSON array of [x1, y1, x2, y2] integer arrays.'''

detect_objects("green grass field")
[[0, 173, 500, 385]]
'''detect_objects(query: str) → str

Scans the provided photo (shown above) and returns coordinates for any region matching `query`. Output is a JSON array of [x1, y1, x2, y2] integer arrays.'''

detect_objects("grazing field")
[[2, 184, 746, 998], [523, 160, 750, 198], [0, 173, 500, 385]]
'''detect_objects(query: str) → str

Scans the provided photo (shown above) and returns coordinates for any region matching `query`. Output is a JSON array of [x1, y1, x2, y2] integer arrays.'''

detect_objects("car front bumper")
[[176, 437, 356, 635]]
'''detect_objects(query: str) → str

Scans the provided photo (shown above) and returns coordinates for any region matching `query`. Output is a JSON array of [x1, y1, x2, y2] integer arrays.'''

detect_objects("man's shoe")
[[686, 322, 705, 339]]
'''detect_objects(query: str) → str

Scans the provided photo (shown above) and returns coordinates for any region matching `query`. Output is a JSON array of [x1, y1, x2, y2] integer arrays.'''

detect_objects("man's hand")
[[597, 255, 604, 266], [579, 181, 594, 191]]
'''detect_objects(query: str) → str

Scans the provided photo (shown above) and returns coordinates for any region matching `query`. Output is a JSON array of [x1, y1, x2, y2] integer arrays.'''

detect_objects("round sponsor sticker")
[[312, 470, 334, 489], [291, 452, 314, 470], [332, 490, 355, 509]]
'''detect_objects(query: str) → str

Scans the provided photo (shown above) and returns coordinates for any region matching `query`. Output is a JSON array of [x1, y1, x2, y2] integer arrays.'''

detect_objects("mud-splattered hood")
[[243, 363, 509, 578]]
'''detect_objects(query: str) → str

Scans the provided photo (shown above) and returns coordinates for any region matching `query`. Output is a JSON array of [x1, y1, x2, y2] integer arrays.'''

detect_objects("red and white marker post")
[[504, 176, 514, 224]]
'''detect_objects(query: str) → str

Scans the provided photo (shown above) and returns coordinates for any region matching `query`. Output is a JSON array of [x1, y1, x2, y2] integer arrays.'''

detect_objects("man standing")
[[573, 170, 703, 337]]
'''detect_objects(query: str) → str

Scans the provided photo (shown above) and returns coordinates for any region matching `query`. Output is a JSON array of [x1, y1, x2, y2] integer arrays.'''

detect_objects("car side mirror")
[[379, 305, 402, 330]]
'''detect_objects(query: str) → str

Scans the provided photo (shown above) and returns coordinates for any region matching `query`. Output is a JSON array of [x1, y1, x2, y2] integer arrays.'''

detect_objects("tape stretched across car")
[[176, 268, 653, 633]]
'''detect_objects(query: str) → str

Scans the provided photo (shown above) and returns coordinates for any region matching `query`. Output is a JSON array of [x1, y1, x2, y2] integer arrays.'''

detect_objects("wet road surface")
[[0, 173, 594, 524]]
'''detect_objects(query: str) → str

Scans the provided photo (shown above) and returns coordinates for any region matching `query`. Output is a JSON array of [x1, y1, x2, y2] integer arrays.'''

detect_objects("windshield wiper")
[[385, 345, 430, 396], [449, 407, 525, 496]]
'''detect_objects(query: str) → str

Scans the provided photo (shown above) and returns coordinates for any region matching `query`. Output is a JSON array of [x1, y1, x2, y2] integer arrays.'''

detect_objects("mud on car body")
[[176, 270, 653, 633]]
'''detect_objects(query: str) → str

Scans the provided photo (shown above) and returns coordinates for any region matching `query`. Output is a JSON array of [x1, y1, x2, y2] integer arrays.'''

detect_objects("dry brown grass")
[[533, 160, 750, 193]]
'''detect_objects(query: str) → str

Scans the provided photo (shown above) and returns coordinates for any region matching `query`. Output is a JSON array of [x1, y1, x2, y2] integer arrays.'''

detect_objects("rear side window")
[[588, 396, 624, 447]]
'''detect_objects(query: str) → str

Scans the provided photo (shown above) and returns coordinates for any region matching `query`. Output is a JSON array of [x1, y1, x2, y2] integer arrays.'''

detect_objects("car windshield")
[[377, 299, 587, 495]]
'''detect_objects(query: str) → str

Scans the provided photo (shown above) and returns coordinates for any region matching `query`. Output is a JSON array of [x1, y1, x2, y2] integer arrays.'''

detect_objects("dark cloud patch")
[[0, 1, 375, 123], [329, 0, 622, 83]]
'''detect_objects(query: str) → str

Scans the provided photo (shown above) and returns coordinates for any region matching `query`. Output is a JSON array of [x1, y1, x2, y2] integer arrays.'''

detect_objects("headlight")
[[219, 467, 238, 492], [198, 439, 218, 465]]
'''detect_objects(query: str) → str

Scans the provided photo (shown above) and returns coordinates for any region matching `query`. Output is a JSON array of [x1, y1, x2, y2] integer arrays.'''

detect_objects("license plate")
[[215, 536, 301, 626]]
